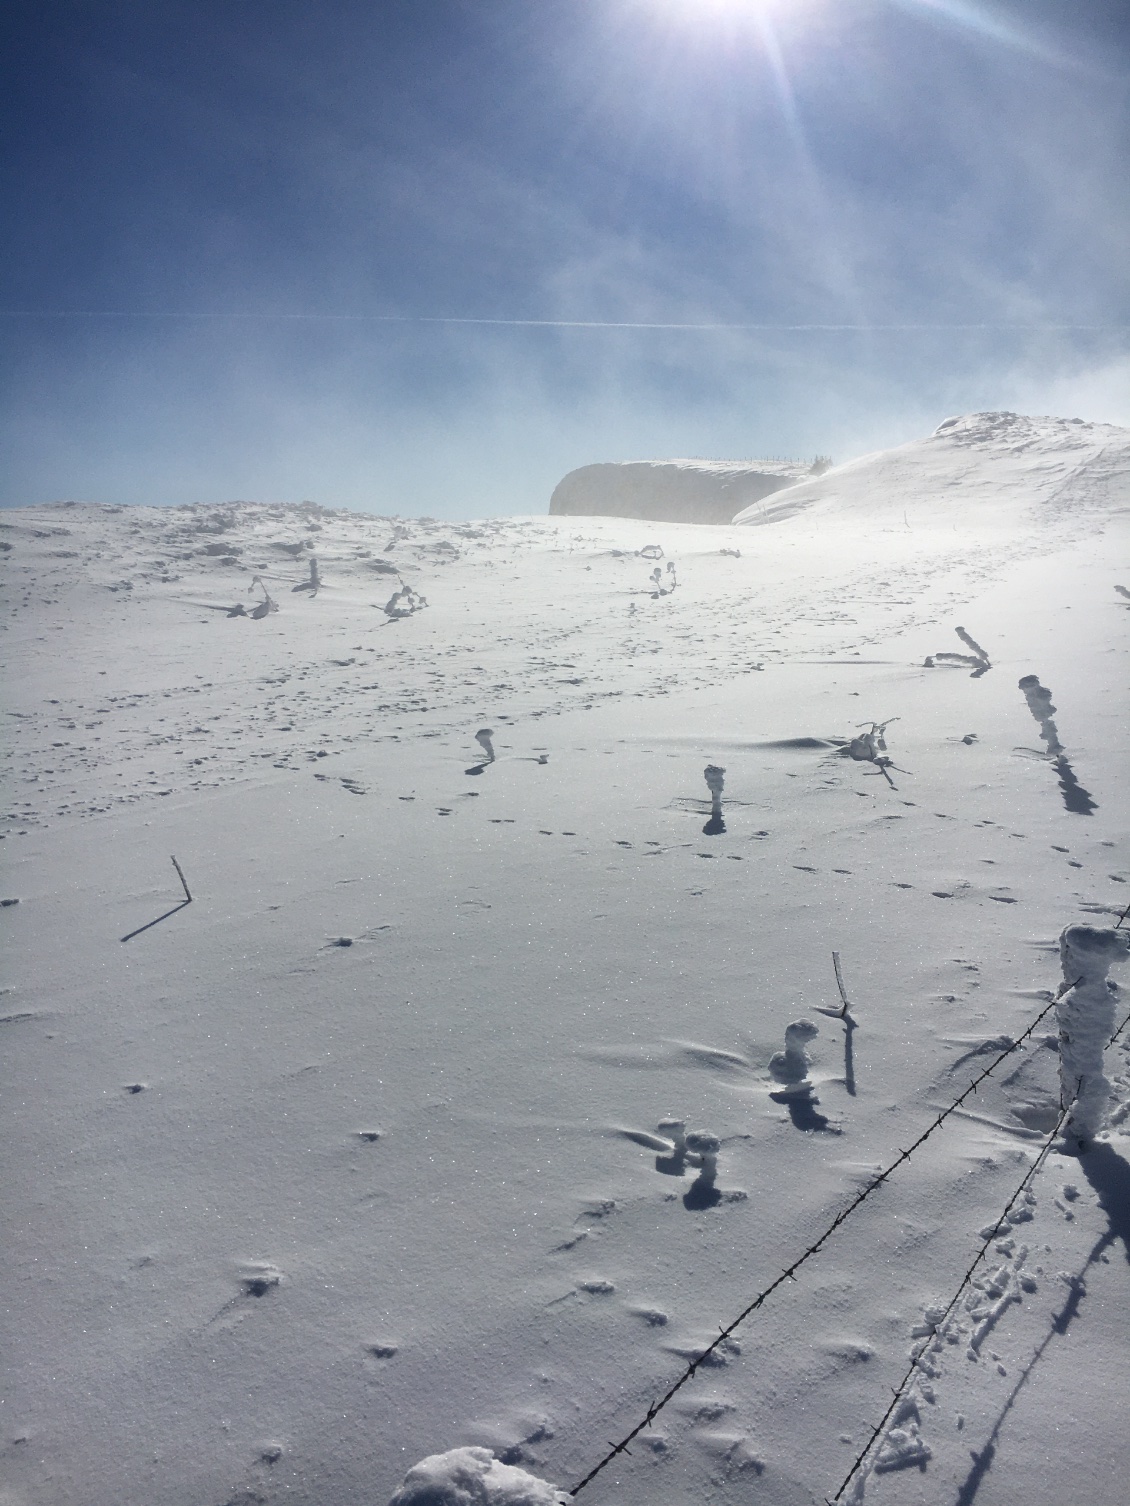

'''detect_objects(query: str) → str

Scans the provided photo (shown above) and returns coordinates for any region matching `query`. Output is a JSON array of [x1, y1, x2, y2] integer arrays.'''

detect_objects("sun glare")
[[646, 0, 819, 42]]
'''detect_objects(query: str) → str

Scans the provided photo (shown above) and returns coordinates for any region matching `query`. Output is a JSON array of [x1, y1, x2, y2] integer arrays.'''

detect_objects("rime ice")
[[769, 1019, 820, 1087], [1057, 925, 1128, 1147], [703, 764, 725, 834], [387, 1446, 568, 1505]]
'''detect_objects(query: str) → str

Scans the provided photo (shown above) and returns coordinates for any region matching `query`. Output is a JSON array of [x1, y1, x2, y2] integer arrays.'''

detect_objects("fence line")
[[833, 993, 1129, 1501], [827, 1090, 1077, 1504], [568, 983, 1078, 1497]]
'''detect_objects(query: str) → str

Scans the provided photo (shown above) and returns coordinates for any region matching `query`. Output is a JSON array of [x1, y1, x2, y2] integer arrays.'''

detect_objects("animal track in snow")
[[240, 1263, 283, 1298], [365, 1341, 399, 1360], [627, 1304, 669, 1326]]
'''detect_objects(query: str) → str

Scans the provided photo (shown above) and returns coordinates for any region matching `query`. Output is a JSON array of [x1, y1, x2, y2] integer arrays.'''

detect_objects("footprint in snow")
[[241, 1266, 281, 1298], [364, 1341, 399, 1360]]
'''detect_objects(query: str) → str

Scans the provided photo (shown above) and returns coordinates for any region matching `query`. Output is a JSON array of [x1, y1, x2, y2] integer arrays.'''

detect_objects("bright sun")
[[652, 0, 811, 25]]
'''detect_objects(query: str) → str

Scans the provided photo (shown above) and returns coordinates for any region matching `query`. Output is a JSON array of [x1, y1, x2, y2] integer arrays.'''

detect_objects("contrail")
[[0, 311, 1121, 331]]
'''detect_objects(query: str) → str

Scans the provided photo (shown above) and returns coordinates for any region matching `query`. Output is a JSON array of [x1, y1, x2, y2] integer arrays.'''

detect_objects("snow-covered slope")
[[733, 412, 1130, 528], [550, 458, 810, 525], [2, 415, 1129, 1506]]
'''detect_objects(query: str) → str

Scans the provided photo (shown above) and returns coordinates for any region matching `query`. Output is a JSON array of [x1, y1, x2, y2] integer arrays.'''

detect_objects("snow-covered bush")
[[769, 1019, 819, 1086], [684, 1130, 720, 1193], [387, 1446, 569, 1506]]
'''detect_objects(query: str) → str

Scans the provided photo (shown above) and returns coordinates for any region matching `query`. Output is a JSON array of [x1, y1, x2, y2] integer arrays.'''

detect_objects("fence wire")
[[827, 1090, 1076, 1503], [568, 984, 1078, 1497]]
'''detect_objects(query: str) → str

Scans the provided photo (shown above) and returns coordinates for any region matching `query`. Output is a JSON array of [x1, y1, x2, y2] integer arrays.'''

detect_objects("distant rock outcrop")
[[549, 458, 810, 525]]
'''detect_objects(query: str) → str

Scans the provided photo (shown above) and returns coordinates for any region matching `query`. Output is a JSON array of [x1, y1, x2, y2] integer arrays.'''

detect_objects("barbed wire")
[[568, 983, 1079, 1497], [1109, 1002, 1130, 1047], [832, 993, 1130, 1500], [827, 1089, 1077, 1504]]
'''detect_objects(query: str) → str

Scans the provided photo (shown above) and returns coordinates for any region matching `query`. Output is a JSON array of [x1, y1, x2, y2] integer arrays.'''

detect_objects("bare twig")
[[832, 951, 851, 1018], [120, 856, 194, 943], [170, 855, 192, 903]]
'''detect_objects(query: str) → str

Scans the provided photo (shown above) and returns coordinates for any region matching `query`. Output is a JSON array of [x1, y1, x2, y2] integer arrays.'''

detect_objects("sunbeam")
[[890, 0, 1070, 66]]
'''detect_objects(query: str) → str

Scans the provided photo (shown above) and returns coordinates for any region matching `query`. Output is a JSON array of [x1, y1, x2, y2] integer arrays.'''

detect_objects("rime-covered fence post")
[[704, 764, 725, 821], [1057, 925, 1129, 1147]]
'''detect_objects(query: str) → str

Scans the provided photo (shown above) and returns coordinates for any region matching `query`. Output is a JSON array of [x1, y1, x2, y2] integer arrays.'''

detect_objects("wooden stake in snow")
[[1057, 925, 1129, 1147]]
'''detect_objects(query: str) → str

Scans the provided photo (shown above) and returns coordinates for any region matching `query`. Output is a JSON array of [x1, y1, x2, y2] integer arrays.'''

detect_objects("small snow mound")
[[387, 1446, 569, 1506]]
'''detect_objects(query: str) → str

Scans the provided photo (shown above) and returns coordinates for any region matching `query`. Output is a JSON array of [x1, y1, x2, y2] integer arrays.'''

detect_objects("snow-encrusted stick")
[[567, 992, 1070, 1498], [703, 764, 725, 823], [828, 1093, 1076, 1506], [955, 625, 990, 666], [1057, 925, 1129, 1147], [1017, 674, 1064, 755]]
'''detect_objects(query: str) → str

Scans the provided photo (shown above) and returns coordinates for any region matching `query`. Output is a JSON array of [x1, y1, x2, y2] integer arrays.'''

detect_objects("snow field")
[[2, 413, 1129, 1506]]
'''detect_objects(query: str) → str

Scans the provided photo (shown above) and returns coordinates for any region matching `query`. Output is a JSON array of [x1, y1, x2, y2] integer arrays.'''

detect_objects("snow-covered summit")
[[929, 409, 1127, 452], [732, 411, 1130, 529]]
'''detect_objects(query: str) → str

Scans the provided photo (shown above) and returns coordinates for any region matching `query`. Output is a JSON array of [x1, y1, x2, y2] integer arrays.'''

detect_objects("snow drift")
[[733, 411, 1130, 528]]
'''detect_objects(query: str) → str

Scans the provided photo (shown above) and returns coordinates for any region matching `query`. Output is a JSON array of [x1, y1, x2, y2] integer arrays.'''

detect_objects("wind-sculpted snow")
[[733, 410, 1130, 527]]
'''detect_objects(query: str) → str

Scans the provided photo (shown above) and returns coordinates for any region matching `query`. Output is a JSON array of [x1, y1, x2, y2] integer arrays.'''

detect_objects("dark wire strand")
[[568, 988, 1074, 1496], [827, 1090, 1077, 1504]]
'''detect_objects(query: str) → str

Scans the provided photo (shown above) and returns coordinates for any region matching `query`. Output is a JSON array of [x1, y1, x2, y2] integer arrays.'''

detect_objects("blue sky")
[[2, 0, 1128, 515]]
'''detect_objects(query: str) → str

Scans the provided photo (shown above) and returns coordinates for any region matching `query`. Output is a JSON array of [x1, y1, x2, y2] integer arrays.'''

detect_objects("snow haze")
[[3, 2, 1129, 514]]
